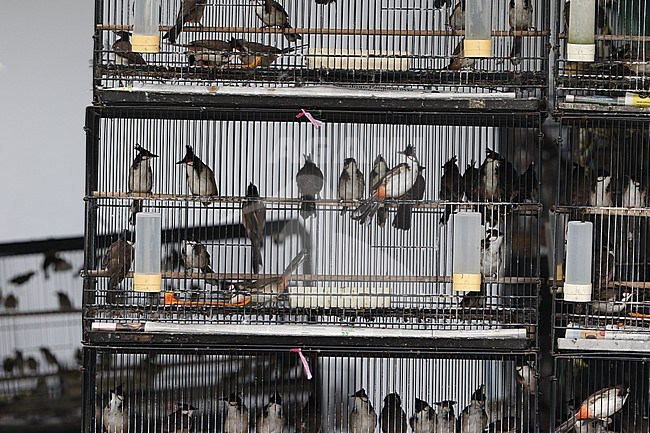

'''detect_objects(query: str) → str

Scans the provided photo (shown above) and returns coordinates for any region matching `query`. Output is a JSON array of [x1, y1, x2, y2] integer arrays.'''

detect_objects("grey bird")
[[296, 393, 321, 433], [257, 393, 285, 433], [103, 385, 128, 433], [381, 393, 408, 433], [296, 154, 324, 220], [458, 385, 488, 433], [393, 165, 426, 231], [479, 149, 518, 203], [252, 0, 302, 42], [57, 291, 74, 311], [369, 155, 389, 227], [242, 182, 266, 274], [181, 39, 232, 67], [176, 145, 219, 206], [182, 240, 219, 284], [222, 393, 249, 433], [509, 0, 533, 66], [410, 398, 437, 433], [554, 386, 629, 433], [439, 156, 463, 225], [9, 271, 35, 286], [112, 31, 146, 65], [433, 401, 456, 433], [481, 229, 504, 278], [102, 233, 134, 304], [42, 250, 73, 279], [448, 0, 465, 32], [166, 402, 197, 433], [338, 157, 365, 215], [4, 294, 17, 310], [448, 38, 475, 70], [26, 356, 38, 372], [349, 388, 378, 433], [163, 0, 207, 44], [39, 347, 61, 369], [230, 38, 302, 68], [463, 161, 480, 202], [128, 144, 158, 224]]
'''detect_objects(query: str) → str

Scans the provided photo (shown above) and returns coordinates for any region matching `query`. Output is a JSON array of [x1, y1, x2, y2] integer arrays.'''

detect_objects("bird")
[[257, 392, 285, 433], [588, 171, 614, 207], [39, 347, 61, 369], [3, 357, 14, 375], [509, 0, 533, 66], [352, 146, 421, 225], [229, 249, 309, 306], [242, 182, 266, 274], [349, 388, 378, 433], [26, 356, 38, 372], [176, 145, 219, 206], [554, 386, 629, 433], [574, 418, 614, 433], [9, 271, 35, 286], [480, 149, 518, 203], [102, 233, 134, 304], [410, 398, 437, 433], [338, 157, 365, 215], [622, 175, 647, 208], [251, 0, 302, 42], [448, 0, 465, 32], [103, 385, 128, 433], [481, 229, 504, 278], [433, 0, 452, 7], [448, 38, 475, 70], [463, 161, 480, 202], [515, 362, 537, 396], [433, 401, 456, 433], [230, 38, 302, 68], [127, 144, 158, 225], [439, 156, 463, 225], [380, 393, 408, 433], [393, 166, 426, 230], [296, 392, 321, 433], [182, 240, 220, 283], [314, 0, 336, 3], [222, 393, 249, 433], [163, 0, 207, 44], [517, 162, 539, 203], [591, 287, 632, 315], [566, 162, 591, 206], [13, 350, 24, 376], [162, 248, 182, 272], [459, 291, 484, 309], [484, 417, 518, 433], [4, 294, 17, 310], [181, 39, 232, 67], [458, 385, 488, 433], [42, 250, 73, 279], [57, 291, 74, 311], [369, 155, 389, 227], [166, 402, 197, 433], [112, 31, 146, 65], [296, 154, 324, 220]]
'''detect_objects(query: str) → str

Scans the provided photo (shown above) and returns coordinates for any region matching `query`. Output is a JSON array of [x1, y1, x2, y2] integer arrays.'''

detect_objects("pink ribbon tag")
[[290, 348, 313, 380], [296, 109, 323, 128]]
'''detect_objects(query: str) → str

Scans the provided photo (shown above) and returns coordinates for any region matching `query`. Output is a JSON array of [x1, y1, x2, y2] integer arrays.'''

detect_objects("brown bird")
[[166, 403, 197, 433], [39, 347, 61, 369], [242, 182, 266, 274], [439, 156, 463, 224], [448, 38, 475, 70], [381, 393, 408, 433], [393, 166, 426, 231], [252, 0, 302, 42], [509, 0, 533, 66], [463, 160, 480, 202], [163, 0, 207, 44], [4, 294, 17, 310], [181, 39, 233, 67], [42, 250, 73, 279], [9, 271, 35, 286], [230, 38, 302, 68], [57, 292, 74, 311], [112, 31, 146, 65], [296, 154, 324, 220], [296, 393, 321, 433], [101, 233, 135, 304], [448, 0, 465, 32]]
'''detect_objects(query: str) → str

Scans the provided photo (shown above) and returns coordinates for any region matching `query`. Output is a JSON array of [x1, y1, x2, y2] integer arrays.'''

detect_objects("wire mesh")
[[94, 0, 549, 97], [555, 0, 650, 104], [87, 347, 538, 433], [83, 109, 542, 336], [554, 115, 650, 340], [552, 355, 649, 433]]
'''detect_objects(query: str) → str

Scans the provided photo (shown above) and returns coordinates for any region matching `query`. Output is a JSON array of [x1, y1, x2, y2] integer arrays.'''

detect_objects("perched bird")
[[554, 386, 629, 433], [128, 144, 158, 194], [349, 388, 378, 433], [102, 233, 134, 304], [57, 291, 74, 311], [588, 171, 614, 207], [183, 240, 220, 283], [112, 31, 146, 65], [566, 162, 591, 206], [163, 0, 207, 44], [381, 393, 408, 433], [296, 154, 324, 220], [433, 401, 456, 433], [13, 350, 25, 376], [459, 291, 484, 309], [166, 403, 197, 433], [448, 38, 475, 70], [3, 357, 14, 375], [4, 294, 17, 310], [176, 145, 219, 206], [230, 38, 302, 68], [338, 157, 365, 215], [591, 287, 632, 315], [479, 149, 518, 202], [352, 146, 421, 225], [509, 0, 533, 66], [517, 162, 539, 203], [481, 229, 504, 278], [222, 393, 249, 433], [103, 385, 128, 433], [574, 418, 614, 433], [181, 39, 232, 67], [458, 385, 488, 433], [369, 155, 389, 227], [439, 156, 463, 225], [26, 356, 38, 372], [622, 176, 647, 208], [296, 393, 321, 433], [242, 182, 266, 274], [410, 398, 437, 433], [515, 363, 537, 396], [314, 0, 336, 3], [448, 0, 465, 32], [257, 393, 285, 433], [230, 249, 309, 306], [39, 347, 61, 369], [393, 166, 426, 231], [463, 161, 480, 202], [9, 271, 35, 286], [252, 0, 302, 42], [42, 251, 73, 279]]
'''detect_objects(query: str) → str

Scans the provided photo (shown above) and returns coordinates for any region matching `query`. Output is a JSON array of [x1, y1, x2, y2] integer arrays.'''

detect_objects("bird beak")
[[176, 159, 186, 165]]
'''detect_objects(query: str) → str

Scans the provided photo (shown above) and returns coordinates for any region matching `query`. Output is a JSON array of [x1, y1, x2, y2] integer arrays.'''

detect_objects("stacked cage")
[[85, 1, 548, 432]]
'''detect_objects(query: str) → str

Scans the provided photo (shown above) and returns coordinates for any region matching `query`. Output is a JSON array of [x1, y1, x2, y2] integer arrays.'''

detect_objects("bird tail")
[[163, 22, 183, 44], [510, 36, 522, 65], [376, 204, 387, 227], [279, 44, 306, 55], [202, 264, 222, 286], [279, 249, 309, 288], [554, 415, 577, 433], [282, 24, 302, 42], [392, 204, 413, 231], [129, 199, 143, 225], [351, 198, 380, 225], [251, 240, 263, 274], [300, 195, 317, 219]]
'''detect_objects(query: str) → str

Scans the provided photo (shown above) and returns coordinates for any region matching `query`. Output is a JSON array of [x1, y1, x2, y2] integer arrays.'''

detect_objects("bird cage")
[[552, 354, 649, 433], [93, 0, 550, 105], [552, 115, 650, 351], [0, 238, 84, 430], [84, 346, 538, 433], [555, 0, 650, 110], [83, 106, 542, 347]]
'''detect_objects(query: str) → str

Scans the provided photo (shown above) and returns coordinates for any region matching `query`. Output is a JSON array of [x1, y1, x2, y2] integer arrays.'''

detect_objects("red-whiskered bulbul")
[[163, 0, 207, 44], [350, 388, 378, 433], [257, 393, 285, 433], [112, 31, 146, 65], [102, 232, 134, 304], [242, 182, 266, 274], [338, 157, 365, 215], [176, 145, 219, 206], [251, 0, 302, 42], [296, 154, 324, 220]]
